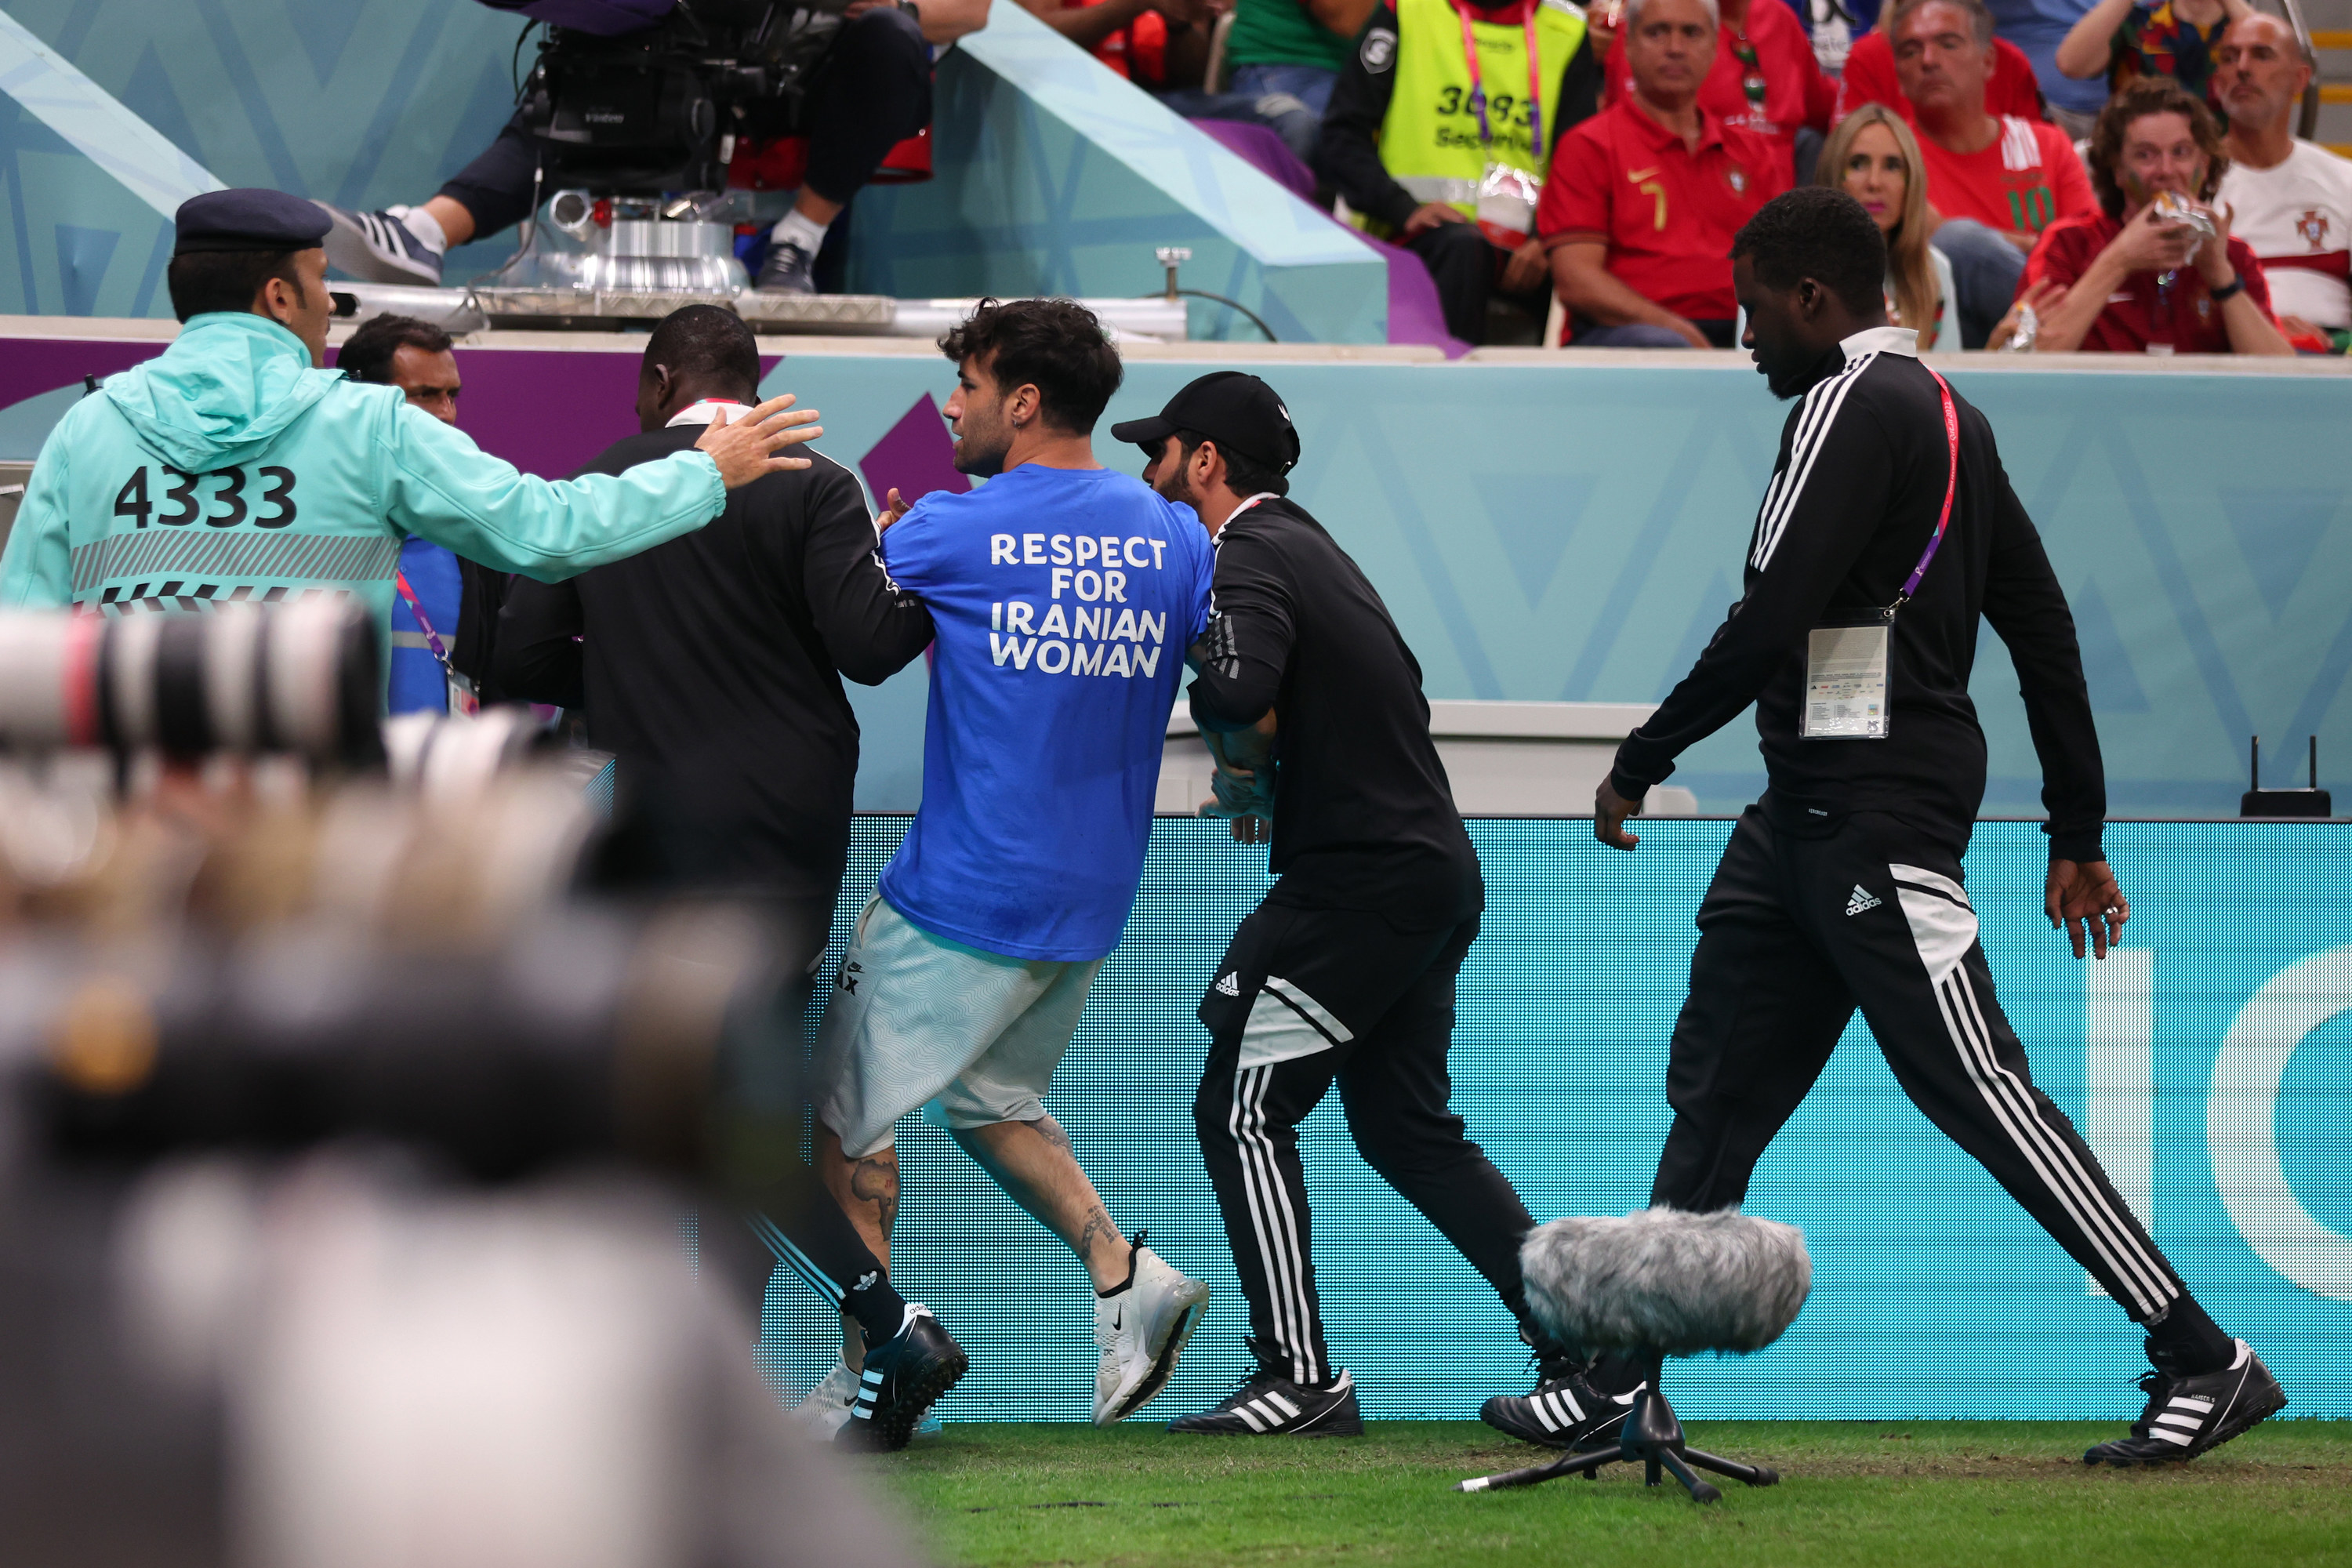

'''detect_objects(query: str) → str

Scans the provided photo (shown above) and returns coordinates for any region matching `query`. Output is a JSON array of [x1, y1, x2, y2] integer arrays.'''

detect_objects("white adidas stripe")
[[1750, 361, 1855, 558], [1236, 1403, 1267, 1433], [746, 1211, 844, 1303], [1231, 1064, 1321, 1385], [1264, 976, 1353, 1044], [1266, 1390, 1301, 1418], [1753, 353, 1869, 568], [2151, 1413, 2203, 1431], [2149, 1425, 2196, 1445], [1934, 973, 2175, 1313], [1940, 971, 2174, 1312], [1754, 355, 1875, 570], [1945, 971, 2178, 1309], [1248, 1065, 1320, 1385], [1229, 1066, 1301, 1381]]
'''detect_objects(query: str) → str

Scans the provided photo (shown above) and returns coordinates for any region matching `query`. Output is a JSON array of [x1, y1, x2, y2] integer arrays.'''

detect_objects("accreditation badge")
[[1475, 164, 1540, 248], [1801, 612, 1892, 739]]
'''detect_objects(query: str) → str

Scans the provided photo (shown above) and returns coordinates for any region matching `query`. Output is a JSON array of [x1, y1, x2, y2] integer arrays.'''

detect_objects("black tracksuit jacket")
[[1610, 329, 2107, 863]]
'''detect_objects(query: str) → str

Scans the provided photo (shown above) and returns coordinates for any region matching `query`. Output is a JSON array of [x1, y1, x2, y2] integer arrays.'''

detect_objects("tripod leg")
[[1655, 1447, 1721, 1504], [1683, 1449, 1778, 1487], [1645, 1457, 1661, 1487], [1457, 1447, 1617, 1494]]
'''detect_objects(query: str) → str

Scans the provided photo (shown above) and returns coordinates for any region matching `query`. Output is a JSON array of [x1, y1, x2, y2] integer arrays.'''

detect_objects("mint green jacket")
[[0, 312, 726, 669]]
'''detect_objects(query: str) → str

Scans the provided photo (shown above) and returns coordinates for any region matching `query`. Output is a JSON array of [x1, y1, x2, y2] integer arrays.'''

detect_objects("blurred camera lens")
[[0, 601, 382, 766]]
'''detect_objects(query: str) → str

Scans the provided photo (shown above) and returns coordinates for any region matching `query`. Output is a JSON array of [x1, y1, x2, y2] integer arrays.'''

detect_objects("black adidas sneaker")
[[2083, 1339, 2286, 1466], [840, 1304, 968, 1452], [1479, 1365, 1637, 1450], [1167, 1367, 1363, 1436]]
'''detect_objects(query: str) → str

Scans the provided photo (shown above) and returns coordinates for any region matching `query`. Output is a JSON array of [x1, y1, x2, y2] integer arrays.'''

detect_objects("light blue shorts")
[[810, 895, 1105, 1158]]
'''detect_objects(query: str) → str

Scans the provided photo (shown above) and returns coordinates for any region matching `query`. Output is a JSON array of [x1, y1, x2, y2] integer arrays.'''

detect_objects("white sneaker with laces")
[[1094, 1240, 1210, 1425], [789, 1359, 858, 1439], [315, 202, 445, 285]]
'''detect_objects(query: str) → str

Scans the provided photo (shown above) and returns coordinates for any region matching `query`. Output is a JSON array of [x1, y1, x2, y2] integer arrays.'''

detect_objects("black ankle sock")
[[2143, 1294, 2234, 1376], [1094, 1232, 1142, 1298], [845, 1270, 909, 1349]]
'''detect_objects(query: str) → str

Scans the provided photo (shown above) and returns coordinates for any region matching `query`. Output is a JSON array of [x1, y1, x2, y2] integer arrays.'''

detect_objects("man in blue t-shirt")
[[811, 299, 1218, 1427]]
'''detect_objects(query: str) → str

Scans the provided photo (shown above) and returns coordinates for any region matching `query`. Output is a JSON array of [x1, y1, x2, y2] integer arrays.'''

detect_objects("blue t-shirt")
[[877, 463, 1215, 962]]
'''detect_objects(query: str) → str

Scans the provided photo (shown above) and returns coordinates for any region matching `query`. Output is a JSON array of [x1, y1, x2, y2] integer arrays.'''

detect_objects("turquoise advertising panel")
[[760, 818, 2352, 1423]]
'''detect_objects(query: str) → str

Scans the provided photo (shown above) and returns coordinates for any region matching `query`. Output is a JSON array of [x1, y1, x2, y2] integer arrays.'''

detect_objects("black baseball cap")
[[1110, 371, 1301, 474], [172, 189, 332, 256]]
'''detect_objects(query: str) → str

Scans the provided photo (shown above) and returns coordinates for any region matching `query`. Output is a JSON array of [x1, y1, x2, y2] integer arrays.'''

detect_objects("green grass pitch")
[[875, 1421, 2352, 1566]]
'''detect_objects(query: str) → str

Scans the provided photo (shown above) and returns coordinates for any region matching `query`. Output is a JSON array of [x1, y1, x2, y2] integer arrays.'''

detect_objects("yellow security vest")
[[1363, 0, 1588, 237]]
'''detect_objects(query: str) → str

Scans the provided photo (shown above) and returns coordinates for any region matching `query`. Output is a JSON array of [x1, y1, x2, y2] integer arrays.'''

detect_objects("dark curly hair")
[[938, 297, 1123, 435], [336, 313, 455, 384], [2089, 76, 2229, 220], [1732, 187, 1889, 318]]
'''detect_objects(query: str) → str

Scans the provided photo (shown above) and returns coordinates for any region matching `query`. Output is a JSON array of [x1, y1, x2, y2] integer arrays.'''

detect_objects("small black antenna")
[[2241, 732, 2333, 817], [82, 373, 97, 396]]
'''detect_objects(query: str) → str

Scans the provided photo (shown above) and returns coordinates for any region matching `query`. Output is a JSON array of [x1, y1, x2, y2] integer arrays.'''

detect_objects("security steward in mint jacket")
[[1319, 0, 1599, 343], [0, 189, 818, 695]]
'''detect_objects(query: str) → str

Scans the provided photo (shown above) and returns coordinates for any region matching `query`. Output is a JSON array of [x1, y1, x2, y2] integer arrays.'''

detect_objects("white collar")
[[1841, 325, 1919, 362], [665, 398, 750, 428]]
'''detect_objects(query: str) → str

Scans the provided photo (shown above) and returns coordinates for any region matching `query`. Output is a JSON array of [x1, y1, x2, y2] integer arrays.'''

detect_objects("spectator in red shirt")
[[1541, 0, 1790, 345], [2016, 75, 2291, 353], [1019, 0, 1223, 89], [1889, 0, 2094, 345], [1834, 27, 2043, 125], [1600, 0, 1836, 180]]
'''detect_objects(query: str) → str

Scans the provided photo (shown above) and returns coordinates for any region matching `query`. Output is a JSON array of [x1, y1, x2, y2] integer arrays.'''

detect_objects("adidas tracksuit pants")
[[1651, 806, 2188, 1322], [1192, 900, 1558, 1388]]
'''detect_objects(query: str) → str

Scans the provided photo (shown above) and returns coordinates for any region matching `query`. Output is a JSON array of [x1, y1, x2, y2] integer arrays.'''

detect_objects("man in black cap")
[[1117, 374, 1601, 1439], [0, 188, 818, 685]]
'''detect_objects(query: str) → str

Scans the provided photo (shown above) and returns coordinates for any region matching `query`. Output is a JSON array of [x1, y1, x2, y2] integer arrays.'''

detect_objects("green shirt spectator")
[[1226, 0, 1360, 71]]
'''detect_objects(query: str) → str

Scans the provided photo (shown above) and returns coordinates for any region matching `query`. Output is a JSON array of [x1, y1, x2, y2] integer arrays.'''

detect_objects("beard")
[[1156, 459, 1200, 510], [951, 405, 1013, 477]]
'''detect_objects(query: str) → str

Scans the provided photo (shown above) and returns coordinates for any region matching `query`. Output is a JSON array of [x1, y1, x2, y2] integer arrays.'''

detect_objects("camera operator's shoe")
[[1094, 1234, 1210, 1425], [1167, 1365, 1363, 1436], [837, 1303, 967, 1452], [2084, 1339, 2285, 1466], [1479, 1363, 1639, 1450], [754, 236, 818, 296], [789, 1358, 858, 1440], [316, 204, 445, 286]]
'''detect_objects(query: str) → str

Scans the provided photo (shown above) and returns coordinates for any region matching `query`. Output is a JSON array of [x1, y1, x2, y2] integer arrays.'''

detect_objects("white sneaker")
[[1094, 1238, 1210, 1425], [790, 1358, 858, 1439]]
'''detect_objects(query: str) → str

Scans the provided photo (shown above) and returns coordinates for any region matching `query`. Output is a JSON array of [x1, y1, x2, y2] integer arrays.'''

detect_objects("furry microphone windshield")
[[1520, 1207, 1812, 1359]]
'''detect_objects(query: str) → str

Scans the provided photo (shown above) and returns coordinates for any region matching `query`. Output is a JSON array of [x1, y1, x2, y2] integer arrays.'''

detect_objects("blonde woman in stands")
[[1817, 103, 1955, 349]]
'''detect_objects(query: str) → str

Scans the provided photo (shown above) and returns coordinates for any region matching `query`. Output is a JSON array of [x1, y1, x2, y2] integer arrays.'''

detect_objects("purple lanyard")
[[1891, 368, 1960, 612]]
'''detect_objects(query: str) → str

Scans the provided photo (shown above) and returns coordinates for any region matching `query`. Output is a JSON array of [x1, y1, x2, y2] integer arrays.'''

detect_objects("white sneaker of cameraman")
[[1094, 1240, 1210, 1425], [790, 1359, 858, 1439]]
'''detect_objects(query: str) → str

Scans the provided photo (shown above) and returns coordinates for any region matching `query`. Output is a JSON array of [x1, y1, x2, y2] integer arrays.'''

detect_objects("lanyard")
[[393, 566, 477, 714], [1889, 368, 1960, 612], [1455, 0, 1545, 158]]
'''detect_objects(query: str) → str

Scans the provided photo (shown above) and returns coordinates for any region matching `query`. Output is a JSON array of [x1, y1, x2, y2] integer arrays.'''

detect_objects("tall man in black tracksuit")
[[1572, 188, 2285, 1467], [1112, 373, 1593, 1437], [495, 306, 963, 1451]]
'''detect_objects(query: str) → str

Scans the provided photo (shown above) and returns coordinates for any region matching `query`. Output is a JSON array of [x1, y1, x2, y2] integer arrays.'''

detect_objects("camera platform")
[[470, 286, 898, 333], [332, 281, 1191, 340], [1457, 1387, 1779, 1504]]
